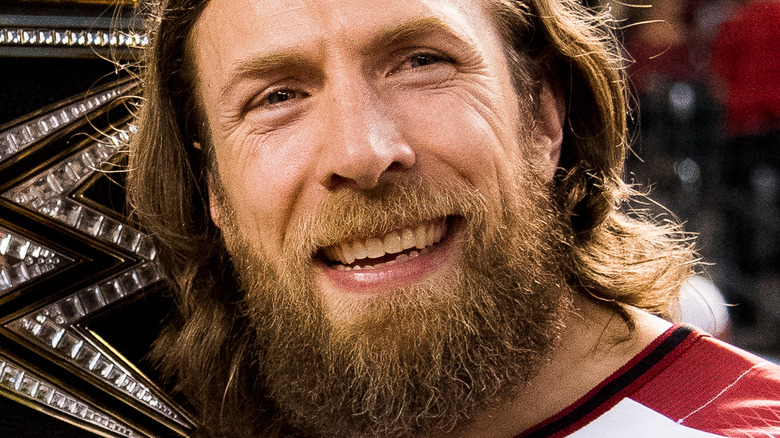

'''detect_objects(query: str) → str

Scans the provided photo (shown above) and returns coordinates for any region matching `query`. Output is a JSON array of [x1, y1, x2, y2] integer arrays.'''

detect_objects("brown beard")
[[219, 164, 573, 437]]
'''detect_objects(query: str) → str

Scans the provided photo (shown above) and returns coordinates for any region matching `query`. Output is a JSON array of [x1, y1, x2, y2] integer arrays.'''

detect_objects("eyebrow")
[[218, 53, 317, 105], [217, 16, 472, 101], [361, 16, 473, 56]]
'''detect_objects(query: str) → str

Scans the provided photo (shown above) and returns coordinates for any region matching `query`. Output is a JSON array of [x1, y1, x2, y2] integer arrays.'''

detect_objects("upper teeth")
[[323, 219, 447, 265]]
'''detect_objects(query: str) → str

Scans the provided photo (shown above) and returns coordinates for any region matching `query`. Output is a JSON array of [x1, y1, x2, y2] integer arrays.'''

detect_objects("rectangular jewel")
[[75, 210, 103, 236], [0, 133, 18, 159], [0, 233, 10, 255], [22, 30, 36, 44], [37, 119, 49, 134], [37, 319, 64, 348], [33, 383, 54, 404], [134, 262, 161, 288], [63, 397, 77, 413], [39, 31, 53, 44], [58, 109, 70, 124], [65, 158, 87, 179], [134, 236, 156, 260], [74, 344, 99, 370], [7, 263, 30, 287], [100, 280, 124, 303], [27, 263, 42, 277], [55, 331, 82, 357], [0, 268, 12, 290], [51, 391, 67, 409], [113, 372, 126, 387], [45, 172, 64, 193], [92, 356, 112, 376], [52, 200, 82, 226], [121, 377, 136, 393], [7, 30, 21, 44], [79, 286, 106, 314], [116, 228, 140, 252], [19, 375, 39, 397], [58, 296, 85, 323], [0, 364, 21, 390], [74, 403, 88, 417], [49, 165, 77, 192], [116, 272, 140, 296], [6, 236, 29, 259], [94, 141, 114, 160], [97, 219, 122, 244], [80, 147, 98, 169], [25, 123, 42, 141]]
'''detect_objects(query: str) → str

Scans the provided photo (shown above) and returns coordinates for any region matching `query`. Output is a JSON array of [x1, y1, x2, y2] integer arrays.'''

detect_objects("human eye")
[[406, 53, 449, 69], [257, 88, 309, 107], [244, 85, 310, 116], [389, 50, 455, 76], [240, 83, 312, 130]]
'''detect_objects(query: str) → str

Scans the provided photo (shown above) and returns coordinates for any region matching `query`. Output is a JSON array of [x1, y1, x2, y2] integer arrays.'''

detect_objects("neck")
[[452, 295, 673, 438]]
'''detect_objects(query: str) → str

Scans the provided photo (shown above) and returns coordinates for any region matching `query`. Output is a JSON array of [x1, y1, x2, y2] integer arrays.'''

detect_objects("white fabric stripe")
[[677, 363, 763, 423], [568, 399, 727, 437]]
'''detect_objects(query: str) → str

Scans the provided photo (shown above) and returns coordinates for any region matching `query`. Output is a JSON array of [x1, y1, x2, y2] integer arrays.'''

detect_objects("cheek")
[[394, 91, 516, 200], [214, 127, 315, 251]]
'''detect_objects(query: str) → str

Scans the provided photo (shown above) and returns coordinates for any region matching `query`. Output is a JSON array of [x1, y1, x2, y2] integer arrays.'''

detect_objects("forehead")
[[191, 0, 500, 67]]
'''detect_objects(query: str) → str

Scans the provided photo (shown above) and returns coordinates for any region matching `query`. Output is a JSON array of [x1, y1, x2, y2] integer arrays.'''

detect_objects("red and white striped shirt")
[[516, 325, 780, 437]]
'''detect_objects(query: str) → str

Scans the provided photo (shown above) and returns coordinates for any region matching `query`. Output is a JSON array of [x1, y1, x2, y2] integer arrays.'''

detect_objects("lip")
[[314, 218, 459, 294]]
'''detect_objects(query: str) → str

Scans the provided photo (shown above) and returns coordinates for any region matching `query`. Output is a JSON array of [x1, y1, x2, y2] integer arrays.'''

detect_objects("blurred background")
[[592, 0, 780, 360]]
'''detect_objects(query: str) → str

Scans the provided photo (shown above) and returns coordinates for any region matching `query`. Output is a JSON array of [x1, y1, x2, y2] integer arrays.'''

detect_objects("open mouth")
[[320, 217, 451, 271]]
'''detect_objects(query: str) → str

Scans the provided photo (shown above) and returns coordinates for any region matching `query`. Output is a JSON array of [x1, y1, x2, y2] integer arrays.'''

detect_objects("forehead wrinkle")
[[206, 5, 488, 101]]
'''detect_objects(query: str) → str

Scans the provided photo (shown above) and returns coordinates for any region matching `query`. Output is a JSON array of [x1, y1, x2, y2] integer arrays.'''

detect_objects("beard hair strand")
[[220, 167, 573, 437]]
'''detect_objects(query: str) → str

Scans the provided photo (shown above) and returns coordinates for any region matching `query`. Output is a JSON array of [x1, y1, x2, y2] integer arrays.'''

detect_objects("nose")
[[317, 78, 416, 191]]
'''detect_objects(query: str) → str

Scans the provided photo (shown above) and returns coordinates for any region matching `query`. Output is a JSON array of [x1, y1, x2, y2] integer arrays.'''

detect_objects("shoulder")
[[631, 326, 780, 437], [516, 324, 780, 438]]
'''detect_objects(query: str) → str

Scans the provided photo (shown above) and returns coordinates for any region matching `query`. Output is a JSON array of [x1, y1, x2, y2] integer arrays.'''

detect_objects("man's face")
[[191, 0, 567, 435], [193, 0, 562, 317]]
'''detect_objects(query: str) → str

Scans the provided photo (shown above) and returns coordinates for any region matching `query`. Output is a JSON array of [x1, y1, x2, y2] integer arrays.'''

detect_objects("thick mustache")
[[280, 179, 487, 263]]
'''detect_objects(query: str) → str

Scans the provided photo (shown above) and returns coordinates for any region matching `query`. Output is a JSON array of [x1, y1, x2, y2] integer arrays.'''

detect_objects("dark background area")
[[603, 0, 780, 361]]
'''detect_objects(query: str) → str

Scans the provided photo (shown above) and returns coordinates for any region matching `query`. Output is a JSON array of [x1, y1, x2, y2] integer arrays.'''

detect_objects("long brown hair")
[[127, 0, 696, 434]]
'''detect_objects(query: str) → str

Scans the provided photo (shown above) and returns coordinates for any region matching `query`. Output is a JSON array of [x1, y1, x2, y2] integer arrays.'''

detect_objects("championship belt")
[[0, 2, 195, 436]]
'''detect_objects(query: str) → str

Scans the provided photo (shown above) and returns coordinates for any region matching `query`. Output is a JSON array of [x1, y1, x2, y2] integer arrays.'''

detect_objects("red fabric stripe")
[[516, 324, 697, 437]]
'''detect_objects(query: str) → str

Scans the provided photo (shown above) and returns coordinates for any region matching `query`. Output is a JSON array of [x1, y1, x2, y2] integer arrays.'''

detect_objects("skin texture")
[[189, 0, 672, 435], [193, 0, 563, 319]]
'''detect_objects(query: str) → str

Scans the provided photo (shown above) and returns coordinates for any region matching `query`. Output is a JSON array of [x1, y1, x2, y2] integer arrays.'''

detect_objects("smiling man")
[[127, 0, 780, 437]]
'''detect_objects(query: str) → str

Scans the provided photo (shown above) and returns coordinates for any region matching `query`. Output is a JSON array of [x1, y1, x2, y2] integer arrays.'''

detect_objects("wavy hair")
[[127, 0, 696, 434]]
